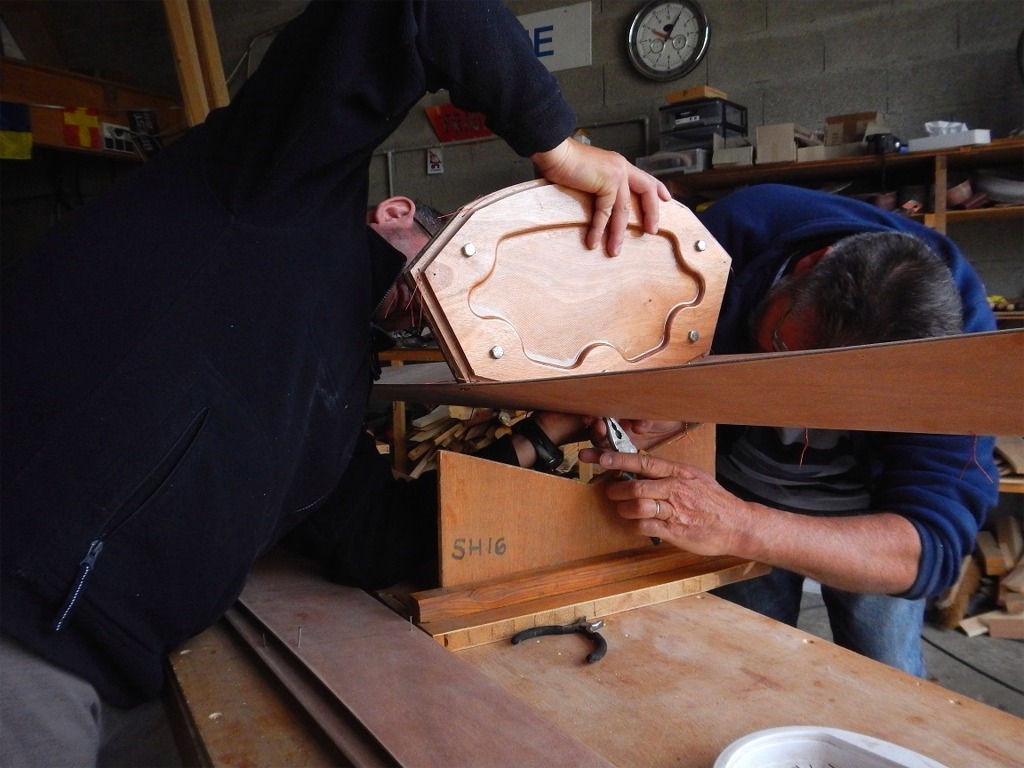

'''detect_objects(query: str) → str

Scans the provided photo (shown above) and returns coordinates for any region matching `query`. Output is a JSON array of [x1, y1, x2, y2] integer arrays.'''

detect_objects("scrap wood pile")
[[932, 508, 1024, 640], [392, 404, 593, 480]]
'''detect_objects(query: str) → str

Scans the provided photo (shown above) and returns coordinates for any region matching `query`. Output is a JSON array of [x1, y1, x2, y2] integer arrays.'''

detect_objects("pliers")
[[604, 417, 660, 545], [604, 417, 637, 476], [510, 617, 608, 663]]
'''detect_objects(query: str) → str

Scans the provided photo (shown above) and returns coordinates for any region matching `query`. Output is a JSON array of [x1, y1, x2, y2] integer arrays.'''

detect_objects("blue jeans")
[[713, 568, 926, 677]]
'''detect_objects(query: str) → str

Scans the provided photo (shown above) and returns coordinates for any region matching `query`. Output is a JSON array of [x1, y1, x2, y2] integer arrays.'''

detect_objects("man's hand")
[[531, 138, 671, 257], [579, 447, 754, 556], [577, 446, 923, 594]]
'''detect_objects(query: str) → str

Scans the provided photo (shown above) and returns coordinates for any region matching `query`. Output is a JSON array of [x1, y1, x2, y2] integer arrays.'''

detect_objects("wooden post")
[[162, 0, 229, 127]]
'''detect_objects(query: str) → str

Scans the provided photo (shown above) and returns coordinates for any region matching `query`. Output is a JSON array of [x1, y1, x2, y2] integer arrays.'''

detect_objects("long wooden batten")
[[374, 329, 1023, 436]]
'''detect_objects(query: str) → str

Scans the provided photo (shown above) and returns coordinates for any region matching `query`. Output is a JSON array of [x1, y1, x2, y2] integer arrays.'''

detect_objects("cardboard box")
[[755, 123, 798, 164], [797, 141, 867, 162], [713, 134, 754, 167], [664, 85, 728, 104], [713, 145, 754, 167], [907, 129, 991, 152], [824, 111, 883, 146]]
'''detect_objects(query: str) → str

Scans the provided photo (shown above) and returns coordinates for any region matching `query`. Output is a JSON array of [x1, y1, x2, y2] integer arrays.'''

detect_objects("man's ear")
[[370, 196, 416, 226]]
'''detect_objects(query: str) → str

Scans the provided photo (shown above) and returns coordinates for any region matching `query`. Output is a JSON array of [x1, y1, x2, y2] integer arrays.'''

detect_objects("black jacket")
[[1, 0, 574, 706]]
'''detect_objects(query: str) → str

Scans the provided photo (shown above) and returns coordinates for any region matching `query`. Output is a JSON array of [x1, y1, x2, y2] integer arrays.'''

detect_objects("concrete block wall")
[[372, 0, 1023, 295]]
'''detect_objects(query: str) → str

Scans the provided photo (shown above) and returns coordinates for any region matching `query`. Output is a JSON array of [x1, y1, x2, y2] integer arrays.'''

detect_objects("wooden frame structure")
[[405, 180, 731, 381], [382, 180, 1023, 648]]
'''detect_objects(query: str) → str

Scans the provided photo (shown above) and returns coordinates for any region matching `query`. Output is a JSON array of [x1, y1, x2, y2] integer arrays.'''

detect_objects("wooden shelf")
[[912, 206, 1024, 227], [666, 138, 1024, 196], [666, 138, 1024, 235], [999, 476, 1024, 494], [0, 57, 183, 158]]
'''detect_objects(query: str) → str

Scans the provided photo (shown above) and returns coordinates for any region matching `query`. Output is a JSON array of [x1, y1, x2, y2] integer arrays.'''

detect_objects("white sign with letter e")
[[518, 2, 592, 73]]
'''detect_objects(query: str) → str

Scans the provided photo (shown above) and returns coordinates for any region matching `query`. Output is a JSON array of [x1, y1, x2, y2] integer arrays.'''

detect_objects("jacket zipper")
[[50, 407, 210, 632], [53, 539, 104, 631]]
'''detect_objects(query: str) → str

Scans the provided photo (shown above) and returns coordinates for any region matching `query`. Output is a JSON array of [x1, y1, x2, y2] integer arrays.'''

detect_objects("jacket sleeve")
[[206, 0, 575, 217], [869, 431, 998, 600]]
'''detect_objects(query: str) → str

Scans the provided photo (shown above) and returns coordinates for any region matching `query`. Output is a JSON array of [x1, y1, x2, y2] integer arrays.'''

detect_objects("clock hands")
[[650, 8, 685, 42], [664, 9, 683, 35]]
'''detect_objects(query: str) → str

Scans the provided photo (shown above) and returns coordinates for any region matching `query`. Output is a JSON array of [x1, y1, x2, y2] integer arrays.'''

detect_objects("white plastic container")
[[714, 726, 949, 768]]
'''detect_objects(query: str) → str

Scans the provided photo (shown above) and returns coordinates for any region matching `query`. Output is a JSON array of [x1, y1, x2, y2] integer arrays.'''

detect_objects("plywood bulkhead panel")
[[406, 180, 730, 382]]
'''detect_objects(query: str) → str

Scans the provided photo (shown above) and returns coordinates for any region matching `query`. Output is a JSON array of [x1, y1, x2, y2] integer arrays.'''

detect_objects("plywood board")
[[459, 593, 1024, 768], [437, 452, 648, 587], [236, 553, 615, 768], [374, 329, 1023, 436], [405, 180, 731, 381]]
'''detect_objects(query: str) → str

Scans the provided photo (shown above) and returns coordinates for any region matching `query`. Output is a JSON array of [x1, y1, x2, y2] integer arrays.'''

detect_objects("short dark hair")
[[413, 203, 444, 238], [787, 232, 963, 348]]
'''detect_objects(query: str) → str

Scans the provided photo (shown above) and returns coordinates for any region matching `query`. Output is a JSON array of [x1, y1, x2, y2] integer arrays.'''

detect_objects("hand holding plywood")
[[405, 180, 730, 381]]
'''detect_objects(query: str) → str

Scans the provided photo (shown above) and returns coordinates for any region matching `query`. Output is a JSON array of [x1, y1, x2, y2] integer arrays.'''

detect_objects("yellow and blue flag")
[[0, 101, 32, 159]]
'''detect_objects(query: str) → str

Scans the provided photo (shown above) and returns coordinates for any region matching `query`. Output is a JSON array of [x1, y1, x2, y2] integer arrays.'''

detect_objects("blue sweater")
[[698, 184, 999, 600], [0, 0, 575, 706]]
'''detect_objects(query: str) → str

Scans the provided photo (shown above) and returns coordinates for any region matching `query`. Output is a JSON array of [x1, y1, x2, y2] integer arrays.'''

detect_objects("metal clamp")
[[510, 617, 608, 663]]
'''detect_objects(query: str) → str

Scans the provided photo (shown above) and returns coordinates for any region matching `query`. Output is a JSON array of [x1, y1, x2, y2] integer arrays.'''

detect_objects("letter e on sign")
[[517, 2, 592, 73]]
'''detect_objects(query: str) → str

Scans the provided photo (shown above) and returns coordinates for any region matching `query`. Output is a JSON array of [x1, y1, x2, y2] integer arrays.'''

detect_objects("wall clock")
[[627, 0, 710, 82]]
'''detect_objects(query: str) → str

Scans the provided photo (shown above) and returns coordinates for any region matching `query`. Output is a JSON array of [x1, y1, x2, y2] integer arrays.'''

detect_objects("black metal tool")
[[510, 617, 608, 663]]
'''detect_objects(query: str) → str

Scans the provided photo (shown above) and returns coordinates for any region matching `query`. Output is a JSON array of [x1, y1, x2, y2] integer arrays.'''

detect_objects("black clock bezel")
[[627, 0, 710, 82]]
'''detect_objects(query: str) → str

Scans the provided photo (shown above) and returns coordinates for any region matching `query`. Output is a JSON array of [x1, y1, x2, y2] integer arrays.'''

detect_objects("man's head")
[[751, 232, 963, 352], [368, 196, 443, 330]]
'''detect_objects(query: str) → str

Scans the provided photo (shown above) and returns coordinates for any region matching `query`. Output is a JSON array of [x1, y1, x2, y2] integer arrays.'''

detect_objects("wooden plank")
[[995, 513, 1024, 563], [166, 619, 342, 767], [237, 553, 616, 768], [436, 452, 651, 587], [221, 606, 403, 767], [186, 0, 230, 110], [405, 180, 731, 381], [373, 329, 1024, 436], [984, 612, 1024, 639], [416, 547, 729, 623], [932, 555, 982, 628], [161, 0, 210, 126], [975, 530, 1009, 576], [419, 557, 767, 651], [459, 593, 1024, 768]]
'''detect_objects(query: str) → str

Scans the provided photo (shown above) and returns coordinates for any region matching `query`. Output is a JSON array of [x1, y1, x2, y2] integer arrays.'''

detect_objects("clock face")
[[627, 0, 710, 81]]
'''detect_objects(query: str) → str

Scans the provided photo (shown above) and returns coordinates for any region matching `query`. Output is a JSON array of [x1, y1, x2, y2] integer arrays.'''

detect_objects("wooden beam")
[[0, 57, 182, 154], [162, 0, 209, 126], [237, 553, 616, 768], [187, 0, 230, 109], [414, 554, 767, 651], [162, 0, 229, 126], [416, 547, 731, 623], [374, 329, 1024, 436]]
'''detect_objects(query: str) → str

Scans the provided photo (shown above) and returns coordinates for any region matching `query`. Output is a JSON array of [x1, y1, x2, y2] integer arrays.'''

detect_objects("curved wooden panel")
[[406, 180, 730, 381]]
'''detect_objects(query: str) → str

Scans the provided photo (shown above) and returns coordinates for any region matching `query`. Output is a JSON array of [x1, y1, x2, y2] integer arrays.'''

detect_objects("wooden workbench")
[[166, 554, 1023, 767]]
